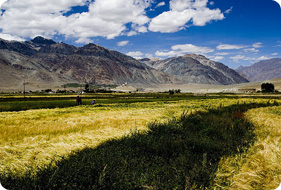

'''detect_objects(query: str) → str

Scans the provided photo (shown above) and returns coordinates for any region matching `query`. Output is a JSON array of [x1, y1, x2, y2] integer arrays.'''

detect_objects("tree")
[[85, 83, 90, 93], [175, 89, 181, 93], [261, 83, 275, 92]]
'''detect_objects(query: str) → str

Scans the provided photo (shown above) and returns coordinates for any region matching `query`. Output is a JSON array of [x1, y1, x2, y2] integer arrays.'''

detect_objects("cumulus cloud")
[[64, 0, 152, 40], [252, 42, 263, 48], [243, 48, 259, 53], [229, 55, 271, 62], [155, 43, 214, 57], [172, 44, 214, 53], [216, 44, 248, 50], [211, 56, 224, 62], [272, 53, 278, 56], [215, 52, 229, 55], [0, 0, 153, 41], [0, 33, 25, 41], [0, 0, 228, 43], [149, 0, 224, 33], [117, 40, 129, 46], [126, 51, 144, 58], [0, 0, 7, 8], [156, 1, 165, 8], [0, 0, 88, 39]]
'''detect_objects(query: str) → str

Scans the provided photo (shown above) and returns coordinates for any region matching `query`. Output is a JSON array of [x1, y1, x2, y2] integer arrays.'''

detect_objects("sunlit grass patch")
[[1, 100, 203, 178], [1, 102, 273, 189], [213, 106, 281, 189]]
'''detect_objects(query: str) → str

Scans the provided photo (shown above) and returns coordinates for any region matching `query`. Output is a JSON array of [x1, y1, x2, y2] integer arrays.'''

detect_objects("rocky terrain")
[[0, 37, 178, 91], [0, 37, 250, 92], [141, 54, 249, 85], [236, 58, 281, 82]]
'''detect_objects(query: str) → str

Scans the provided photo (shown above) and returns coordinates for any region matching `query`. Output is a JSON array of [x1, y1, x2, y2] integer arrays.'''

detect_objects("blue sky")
[[0, 0, 281, 69]]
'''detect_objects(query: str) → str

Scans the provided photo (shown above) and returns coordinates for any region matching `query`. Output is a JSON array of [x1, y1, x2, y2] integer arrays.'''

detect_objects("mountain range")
[[236, 58, 281, 82], [141, 54, 248, 85], [0, 37, 248, 91]]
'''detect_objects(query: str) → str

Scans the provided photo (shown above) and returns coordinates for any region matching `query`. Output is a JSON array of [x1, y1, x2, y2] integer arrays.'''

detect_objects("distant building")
[[111, 84, 137, 93], [237, 88, 256, 93]]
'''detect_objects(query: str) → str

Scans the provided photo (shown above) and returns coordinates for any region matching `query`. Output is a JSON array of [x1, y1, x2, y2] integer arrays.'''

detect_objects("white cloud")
[[243, 48, 259, 53], [229, 55, 272, 63], [172, 44, 214, 53], [149, 0, 224, 33], [229, 55, 246, 62], [155, 50, 180, 57], [155, 43, 214, 57], [0, 0, 153, 42], [225, 6, 233, 14], [272, 53, 278, 55], [217, 44, 248, 50], [207, 55, 224, 62], [0, 0, 88, 39], [64, 0, 152, 40], [252, 42, 263, 48], [212, 56, 224, 62], [75, 37, 93, 44], [127, 31, 138, 36], [117, 40, 129, 46], [209, 1, 215, 6], [126, 51, 144, 58], [0, 0, 7, 8], [145, 53, 153, 58], [149, 11, 194, 33], [156, 1, 165, 8], [215, 52, 229, 55], [0, 0, 227, 43], [0, 33, 25, 41], [132, 25, 148, 33]]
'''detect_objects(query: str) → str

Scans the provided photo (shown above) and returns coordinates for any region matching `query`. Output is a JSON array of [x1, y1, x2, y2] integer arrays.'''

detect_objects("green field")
[[0, 93, 281, 189]]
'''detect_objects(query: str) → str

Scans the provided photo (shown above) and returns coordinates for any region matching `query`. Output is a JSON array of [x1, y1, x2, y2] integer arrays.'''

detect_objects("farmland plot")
[[0, 94, 280, 189]]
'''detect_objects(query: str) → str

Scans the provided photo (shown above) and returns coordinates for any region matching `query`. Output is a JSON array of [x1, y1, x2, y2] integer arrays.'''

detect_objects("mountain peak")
[[144, 53, 249, 85], [183, 54, 207, 60], [236, 58, 281, 82], [31, 36, 56, 45]]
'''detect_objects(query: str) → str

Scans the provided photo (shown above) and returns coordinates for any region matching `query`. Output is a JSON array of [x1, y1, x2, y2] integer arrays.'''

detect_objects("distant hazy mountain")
[[236, 58, 281, 82], [0, 37, 178, 91], [142, 54, 249, 85]]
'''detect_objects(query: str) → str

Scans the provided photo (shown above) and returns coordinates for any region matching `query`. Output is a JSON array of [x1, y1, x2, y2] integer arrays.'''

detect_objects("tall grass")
[[212, 105, 281, 189], [0, 95, 280, 189]]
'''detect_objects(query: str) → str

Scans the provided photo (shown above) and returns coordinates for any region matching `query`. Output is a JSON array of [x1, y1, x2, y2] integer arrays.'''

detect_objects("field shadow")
[[1, 103, 272, 190]]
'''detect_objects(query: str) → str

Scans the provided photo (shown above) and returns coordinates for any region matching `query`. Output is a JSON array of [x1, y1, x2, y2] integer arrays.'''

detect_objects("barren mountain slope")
[[142, 54, 249, 85], [0, 37, 179, 91], [236, 58, 281, 82]]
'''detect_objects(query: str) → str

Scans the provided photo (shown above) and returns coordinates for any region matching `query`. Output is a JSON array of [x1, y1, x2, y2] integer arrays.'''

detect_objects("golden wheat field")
[[213, 105, 281, 189], [0, 94, 281, 189]]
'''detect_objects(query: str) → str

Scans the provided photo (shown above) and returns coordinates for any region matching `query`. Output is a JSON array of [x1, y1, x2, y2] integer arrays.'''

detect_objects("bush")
[[261, 83, 274, 92]]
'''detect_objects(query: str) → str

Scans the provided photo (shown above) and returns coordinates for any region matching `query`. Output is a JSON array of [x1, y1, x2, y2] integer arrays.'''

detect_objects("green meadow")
[[0, 93, 280, 189]]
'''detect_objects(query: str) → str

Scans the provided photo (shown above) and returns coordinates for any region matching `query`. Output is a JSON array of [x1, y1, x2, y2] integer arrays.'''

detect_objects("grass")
[[0, 93, 198, 112], [0, 93, 281, 189], [213, 105, 281, 189]]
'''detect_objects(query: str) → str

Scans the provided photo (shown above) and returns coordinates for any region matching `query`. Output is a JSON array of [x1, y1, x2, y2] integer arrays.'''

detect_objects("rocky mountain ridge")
[[141, 54, 249, 85], [0, 37, 249, 92], [236, 58, 281, 82], [0, 37, 178, 91]]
